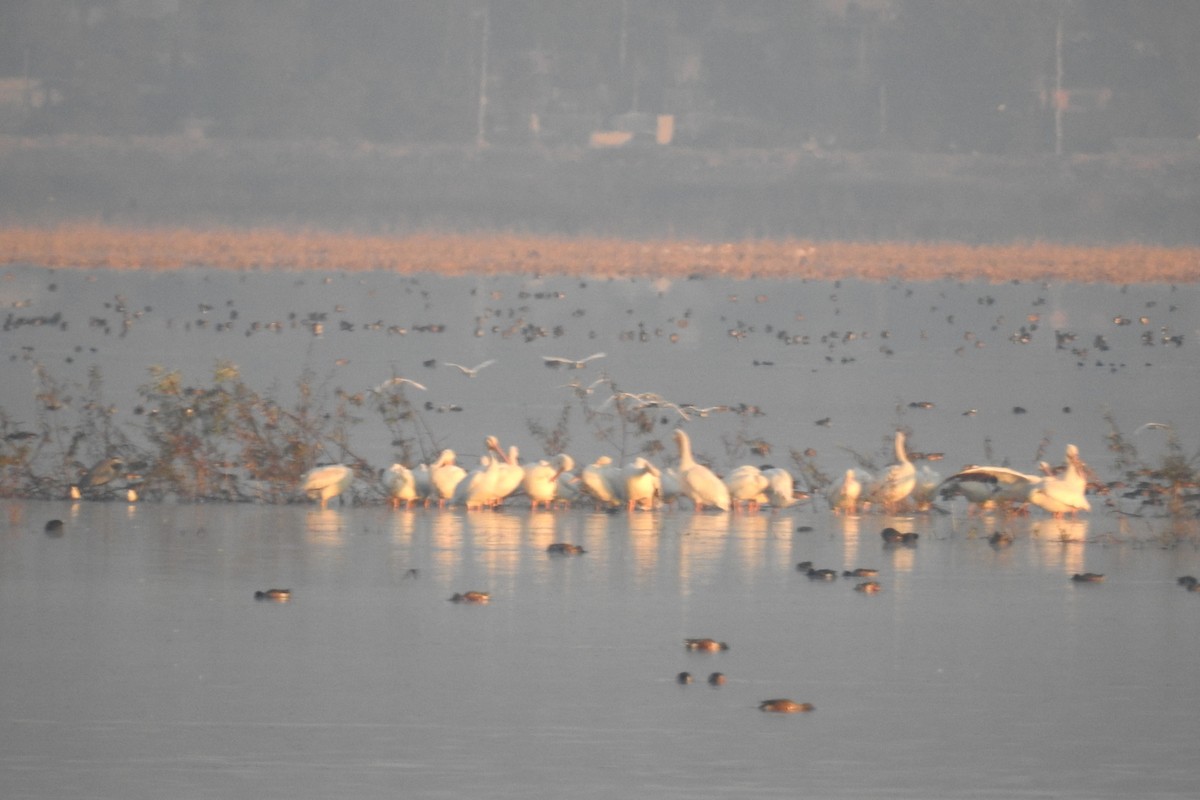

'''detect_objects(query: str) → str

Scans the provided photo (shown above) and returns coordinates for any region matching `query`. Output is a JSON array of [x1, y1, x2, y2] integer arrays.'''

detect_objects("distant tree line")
[[2, 0, 1197, 153]]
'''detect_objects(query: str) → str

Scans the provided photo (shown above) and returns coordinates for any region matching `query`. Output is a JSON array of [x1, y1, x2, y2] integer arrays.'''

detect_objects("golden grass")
[[2, 223, 1197, 283]]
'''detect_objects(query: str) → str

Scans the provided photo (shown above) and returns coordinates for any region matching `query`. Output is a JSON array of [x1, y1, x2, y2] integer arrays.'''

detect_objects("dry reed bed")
[[2, 224, 1198, 283]]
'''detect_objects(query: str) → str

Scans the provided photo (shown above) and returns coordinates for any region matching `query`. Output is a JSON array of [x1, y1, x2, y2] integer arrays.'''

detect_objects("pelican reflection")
[[1031, 518, 1089, 544], [305, 508, 346, 546]]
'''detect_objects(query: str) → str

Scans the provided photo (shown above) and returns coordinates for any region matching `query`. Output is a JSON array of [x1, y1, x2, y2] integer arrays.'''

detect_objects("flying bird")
[[542, 352, 606, 369], [444, 359, 497, 377], [372, 377, 427, 392]]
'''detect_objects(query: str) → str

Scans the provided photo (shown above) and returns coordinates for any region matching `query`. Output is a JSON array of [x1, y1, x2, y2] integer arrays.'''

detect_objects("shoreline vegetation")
[[2, 224, 1199, 283]]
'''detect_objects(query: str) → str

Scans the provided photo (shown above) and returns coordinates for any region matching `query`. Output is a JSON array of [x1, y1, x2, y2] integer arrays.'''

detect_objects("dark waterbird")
[[449, 591, 490, 604], [759, 699, 814, 713]]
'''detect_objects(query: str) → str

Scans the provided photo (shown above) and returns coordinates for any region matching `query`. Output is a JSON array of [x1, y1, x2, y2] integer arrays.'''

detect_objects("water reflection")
[[304, 508, 347, 546], [1031, 517, 1090, 544], [836, 514, 862, 567], [3, 499, 1200, 800], [386, 508, 419, 545]]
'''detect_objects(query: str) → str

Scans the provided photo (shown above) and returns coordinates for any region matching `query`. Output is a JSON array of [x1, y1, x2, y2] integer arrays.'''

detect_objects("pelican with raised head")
[[674, 428, 731, 512], [868, 431, 916, 513], [1028, 444, 1091, 517]]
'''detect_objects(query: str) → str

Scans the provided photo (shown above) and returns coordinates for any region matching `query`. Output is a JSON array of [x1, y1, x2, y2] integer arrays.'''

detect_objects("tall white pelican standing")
[[1028, 444, 1091, 517], [673, 428, 731, 512], [429, 449, 468, 508], [580, 455, 622, 509], [383, 463, 420, 509], [301, 464, 354, 509], [762, 467, 798, 509], [623, 457, 662, 511], [868, 430, 917, 513], [523, 453, 575, 510], [725, 464, 770, 512], [826, 468, 867, 514]]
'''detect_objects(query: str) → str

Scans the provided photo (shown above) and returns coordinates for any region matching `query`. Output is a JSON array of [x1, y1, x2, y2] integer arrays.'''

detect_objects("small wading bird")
[[444, 359, 496, 378], [301, 464, 354, 509], [74, 457, 125, 497], [542, 352, 606, 369]]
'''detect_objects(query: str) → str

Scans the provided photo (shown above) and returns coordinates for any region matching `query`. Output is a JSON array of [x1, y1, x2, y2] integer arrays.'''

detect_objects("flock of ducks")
[[301, 427, 1094, 519]]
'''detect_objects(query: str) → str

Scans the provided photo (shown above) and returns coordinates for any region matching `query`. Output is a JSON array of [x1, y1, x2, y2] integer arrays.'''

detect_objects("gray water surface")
[[3, 502, 1199, 799], [2, 266, 1197, 477]]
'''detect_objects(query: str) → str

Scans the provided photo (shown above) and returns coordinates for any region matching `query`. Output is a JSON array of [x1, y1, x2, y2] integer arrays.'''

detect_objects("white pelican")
[[485, 438, 525, 504], [453, 455, 503, 510], [372, 376, 427, 393], [762, 467, 798, 509], [725, 464, 770, 512], [623, 457, 662, 511], [523, 453, 575, 510], [826, 468, 866, 514], [1028, 444, 1090, 517], [542, 352, 606, 369], [383, 464, 420, 509], [429, 449, 467, 508], [868, 431, 916, 513], [301, 464, 354, 509], [938, 464, 1040, 513], [580, 456, 622, 508], [444, 359, 496, 378], [674, 428, 731, 512]]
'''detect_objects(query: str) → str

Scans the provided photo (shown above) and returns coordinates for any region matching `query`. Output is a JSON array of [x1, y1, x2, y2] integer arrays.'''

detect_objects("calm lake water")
[[2, 501, 1199, 799], [2, 265, 1199, 798], [2, 265, 1197, 476]]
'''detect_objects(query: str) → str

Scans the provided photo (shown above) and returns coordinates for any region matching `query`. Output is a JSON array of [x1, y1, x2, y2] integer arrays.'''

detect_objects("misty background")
[[2, 1, 1199, 243]]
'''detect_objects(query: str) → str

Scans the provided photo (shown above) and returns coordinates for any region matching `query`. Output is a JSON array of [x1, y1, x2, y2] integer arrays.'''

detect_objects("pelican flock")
[[287, 422, 1092, 520]]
